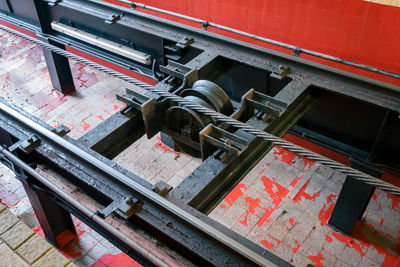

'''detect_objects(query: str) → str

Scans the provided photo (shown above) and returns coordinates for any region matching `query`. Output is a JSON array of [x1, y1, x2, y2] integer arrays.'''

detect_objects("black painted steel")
[[0, 0, 400, 263], [0, 148, 166, 267], [0, 100, 289, 266]]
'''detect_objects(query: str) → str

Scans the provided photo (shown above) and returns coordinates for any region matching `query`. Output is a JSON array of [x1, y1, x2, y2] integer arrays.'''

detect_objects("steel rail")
[[116, 1, 400, 80], [1, 23, 399, 198], [0, 148, 167, 267]]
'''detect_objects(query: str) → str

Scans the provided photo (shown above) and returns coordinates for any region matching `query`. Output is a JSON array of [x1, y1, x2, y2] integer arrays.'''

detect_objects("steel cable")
[[1, 24, 399, 196]]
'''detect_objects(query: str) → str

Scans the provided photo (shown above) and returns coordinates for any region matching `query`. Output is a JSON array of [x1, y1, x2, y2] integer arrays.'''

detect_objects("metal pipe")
[[51, 21, 152, 65], [125, 1, 400, 80], [0, 148, 167, 267], [0, 100, 273, 266]]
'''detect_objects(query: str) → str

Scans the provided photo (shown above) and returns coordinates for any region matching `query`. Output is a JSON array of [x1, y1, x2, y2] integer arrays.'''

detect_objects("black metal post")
[[33, 0, 75, 94], [21, 176, 77, 248], [328, 163, 381, 235]]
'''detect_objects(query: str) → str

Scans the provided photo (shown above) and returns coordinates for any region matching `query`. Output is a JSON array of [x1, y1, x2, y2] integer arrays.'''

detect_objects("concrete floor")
[[0, 28, 399, 267]]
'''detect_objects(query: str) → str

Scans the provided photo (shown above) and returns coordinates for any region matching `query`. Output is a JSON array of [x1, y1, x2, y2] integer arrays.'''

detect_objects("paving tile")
[[364, 245, 386, 266], [75, 254, 97, 267], [99, 238, 121, 255], [0, 243, 29, 267], [77, 232, 98, 254], [291, 252, 313, 266], [273, 243, 293, 262], [334, 259, 352, 267], [0, 209, 19, 234], [0, 202, 6, 212], [32, 248, 70, 267], [357, 256, 380, 267], [1, 221, 35, 249], [339, 246, 363, 266], [87, 242, 109, 261], [16, 234, 52, 264]]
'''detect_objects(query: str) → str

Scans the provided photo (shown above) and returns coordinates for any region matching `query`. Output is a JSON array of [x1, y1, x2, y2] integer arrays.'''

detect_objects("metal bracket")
[[159, 60, 198, 86], [8, 135, 40, 154], [270, 65, 291, 80], [98, 197, 142, 220], [51, 125, 71, 137], [176, 36, 194, 49], [117, 88, 166, 139], [292, 47, 301, 57], [153, 181, 172, 196], [200, 124, 248, 162], [105, 14, 121, 25], [243, 89, 287, 119]]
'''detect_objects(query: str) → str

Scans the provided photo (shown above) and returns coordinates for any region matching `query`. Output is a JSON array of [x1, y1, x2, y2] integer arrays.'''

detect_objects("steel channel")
[[0, 101, 275, 266]]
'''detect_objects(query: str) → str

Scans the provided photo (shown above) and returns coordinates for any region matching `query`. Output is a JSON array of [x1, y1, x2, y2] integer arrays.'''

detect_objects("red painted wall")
[[106, 0, 400, 86]]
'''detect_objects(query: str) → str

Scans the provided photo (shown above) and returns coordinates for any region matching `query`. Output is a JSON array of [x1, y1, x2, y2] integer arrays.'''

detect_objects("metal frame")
[[0, 0, 399, 266]]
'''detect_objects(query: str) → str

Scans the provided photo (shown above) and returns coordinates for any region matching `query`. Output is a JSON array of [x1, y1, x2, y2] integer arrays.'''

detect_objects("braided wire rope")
[[1, 24, 399, 196]]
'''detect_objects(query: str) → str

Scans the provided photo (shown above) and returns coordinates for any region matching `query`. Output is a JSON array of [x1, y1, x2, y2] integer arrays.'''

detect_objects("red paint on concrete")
[[387, 193, 400, 212], [56, 229, 76, 248], [261, 176, 290, 207], [33, 225, 44, 238], [90, 253, 142, 267], [96, 115, 105, 121], [258, 176, 289, 227], [221, 183, 247, 208], [292, 240, 301, 253], [71, 62, 99, 88], [318, 194, 337, 225], [289, 175, 302, 188], [239, 196, 262, 225], [327, 193, 337, 204], [302, 158, 315, 171], [272, 146, 296, 165], [60, 242, 83, 259], [257, 207, 277, 228], [102, 108, 112, 116], [156, 136, 171, 151], [352, 221, 400, 267], [261, 239, 274, 250], [0, 198, 8, 208], [332, 231, 368, 258], [325, 235, 333, 243], [73, 219, 86, 237], [292, 180, 320, 204], [82, 120, 90, 131], [307, 252, 325, 267]]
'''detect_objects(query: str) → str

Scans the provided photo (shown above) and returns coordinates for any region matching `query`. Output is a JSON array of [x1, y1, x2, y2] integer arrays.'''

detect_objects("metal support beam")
[[328, 163, 381, 235], [78, 108, 145, 159], [21, 176, 77, 248], [32, 0, 75, 93], [42, 39, 75, 93]]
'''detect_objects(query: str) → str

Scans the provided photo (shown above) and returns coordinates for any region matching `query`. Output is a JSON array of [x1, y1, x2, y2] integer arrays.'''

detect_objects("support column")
[[21, 177, 76, 248], [328, 163, 381, 235], [32, 0, 75, 94], [42, 39, 75, 94]]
